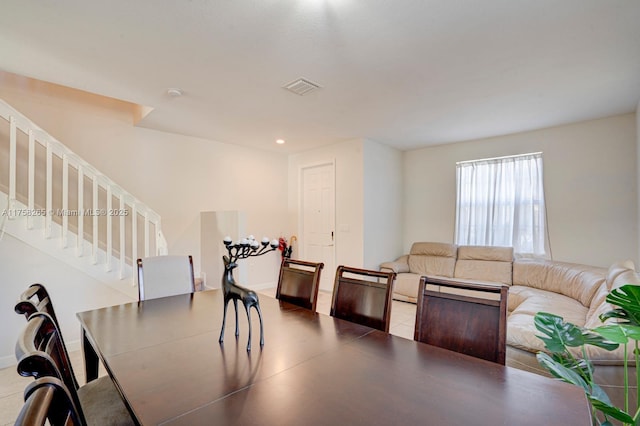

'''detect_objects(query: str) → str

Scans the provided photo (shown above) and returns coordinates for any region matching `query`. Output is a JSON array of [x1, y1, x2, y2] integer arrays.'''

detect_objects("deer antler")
[[223, 235, 279, 264]]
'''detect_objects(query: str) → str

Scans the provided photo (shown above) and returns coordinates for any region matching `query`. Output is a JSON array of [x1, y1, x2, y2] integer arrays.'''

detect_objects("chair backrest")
[[137, 255, 196, 301], [14, 377, 83, 426], [15, 312, 84, 421], [414, 276, 508, 364], [15, 284, 59, 327], [330, 266, 395, 332], [276, 259, 324, 311]]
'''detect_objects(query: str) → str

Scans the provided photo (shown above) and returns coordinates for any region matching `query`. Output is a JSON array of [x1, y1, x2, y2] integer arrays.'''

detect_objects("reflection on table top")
[[77, 289, 591, 425]]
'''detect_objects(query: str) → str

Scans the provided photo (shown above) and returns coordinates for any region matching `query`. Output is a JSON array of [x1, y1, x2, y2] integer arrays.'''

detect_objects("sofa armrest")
[[380, 255, 410, 274]]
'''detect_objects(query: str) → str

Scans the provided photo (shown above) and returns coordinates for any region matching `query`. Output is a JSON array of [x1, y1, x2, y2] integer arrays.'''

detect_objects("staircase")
[[0, 99, 166, 297]]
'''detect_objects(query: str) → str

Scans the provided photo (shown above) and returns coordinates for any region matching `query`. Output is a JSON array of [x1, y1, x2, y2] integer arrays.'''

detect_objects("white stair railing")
[[0, 99, 167, 282]]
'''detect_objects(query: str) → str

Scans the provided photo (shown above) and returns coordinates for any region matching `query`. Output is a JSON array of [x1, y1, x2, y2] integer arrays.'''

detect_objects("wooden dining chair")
[[137, 255, 196, 301], [14, 377, 83, 426], [15, 312, 134, 426], [330, 266, 395, 332], [14, 283, 82, 385], [15, 283, 60, 327], [275, 259, 324, 311], [414, 276, 509, 364]]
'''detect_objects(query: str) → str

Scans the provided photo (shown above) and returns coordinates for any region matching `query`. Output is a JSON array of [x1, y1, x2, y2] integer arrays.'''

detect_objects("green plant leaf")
[[534, 312, 618, 351], [589, 382, 613, 407], [600, 308, 632, 324], [536, 352, 590, 392], [548, 352, 593, 379], [594, 324, 640, 344], [589, 397, 634, 424], [605, 284, 640, 325]]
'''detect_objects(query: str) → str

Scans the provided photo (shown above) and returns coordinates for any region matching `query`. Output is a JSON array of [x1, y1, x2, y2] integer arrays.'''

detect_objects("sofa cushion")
[[585, 282, 611, 328], [380, 255, 410, 274], [407, 242, 457, 277], [392, 273, 422, 303], [608, 263, 640, 293], [410, 242, 457, 257], [509, 286, 588, 326], [454, 246, 513, 285], [585, 263, 640, 329], [507, 312, 548, 353], [507, 286, 589, 354], [513, 259, 605, 307], [605, 259, 636, 290]]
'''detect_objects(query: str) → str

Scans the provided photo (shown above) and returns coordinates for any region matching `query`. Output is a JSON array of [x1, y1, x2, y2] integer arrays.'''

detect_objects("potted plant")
[[535, 284, 640, 425]]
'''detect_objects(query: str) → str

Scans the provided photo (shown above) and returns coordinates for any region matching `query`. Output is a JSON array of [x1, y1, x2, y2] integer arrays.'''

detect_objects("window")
[[455, 152, 550, 258]]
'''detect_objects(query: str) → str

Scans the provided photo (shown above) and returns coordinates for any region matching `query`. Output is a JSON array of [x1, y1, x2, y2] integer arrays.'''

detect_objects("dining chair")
[[414, 275, 509, 364], [15, 283, 60, 327], [15, 312, 134, 426], [329, 266, 395, 332], [275, 259, 324, 311], [137, 255, 196, 301], [14, 283, 82, 383], [14, 376, 83, 426]]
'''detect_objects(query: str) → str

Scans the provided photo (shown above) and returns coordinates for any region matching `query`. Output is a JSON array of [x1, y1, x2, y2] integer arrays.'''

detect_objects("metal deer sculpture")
[[219, 236, 279, 351]]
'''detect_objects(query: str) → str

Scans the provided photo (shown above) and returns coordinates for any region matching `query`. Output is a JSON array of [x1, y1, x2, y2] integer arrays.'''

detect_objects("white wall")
[[288, 139, 365, 276], [0, 74, 289, 366], [0, 234, 133, 367], [363, 139, 403, 269], [403, 114, 638, 268], [0, 74, 289, 285]]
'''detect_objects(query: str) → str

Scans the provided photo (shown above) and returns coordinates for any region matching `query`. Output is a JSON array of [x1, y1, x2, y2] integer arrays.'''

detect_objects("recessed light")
[[276, 139, 285, 145], [167, 88, 183, 97]]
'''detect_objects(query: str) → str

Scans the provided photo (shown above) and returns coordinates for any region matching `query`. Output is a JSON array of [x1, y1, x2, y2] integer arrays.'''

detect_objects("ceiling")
[[1, 0, 639, 154]]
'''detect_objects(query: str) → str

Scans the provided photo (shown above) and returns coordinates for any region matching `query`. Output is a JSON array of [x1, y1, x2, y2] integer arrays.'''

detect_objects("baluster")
[[119, 194, 125, 279], [77, 164, 84, 257], [92, 175, 98, 264], [27, 130, 35, 229], [61, 154, 69, 248], [45, 141, 52, 238], [106, 184, 112, 271], [8, 116, 16, 213]]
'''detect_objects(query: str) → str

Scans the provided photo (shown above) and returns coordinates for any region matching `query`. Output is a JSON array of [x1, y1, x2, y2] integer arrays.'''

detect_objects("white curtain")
[[455, 152, 550, 258]]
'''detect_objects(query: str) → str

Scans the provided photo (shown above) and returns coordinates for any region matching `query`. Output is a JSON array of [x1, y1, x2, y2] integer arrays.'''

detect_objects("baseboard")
[[251, 281, 277, 291], [65, 338, 81, 354], [203, 281, 276, 291], [0, 354, 16, 369]]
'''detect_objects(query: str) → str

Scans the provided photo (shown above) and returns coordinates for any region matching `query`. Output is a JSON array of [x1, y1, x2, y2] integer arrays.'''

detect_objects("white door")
[[301, 163, 335, 291]]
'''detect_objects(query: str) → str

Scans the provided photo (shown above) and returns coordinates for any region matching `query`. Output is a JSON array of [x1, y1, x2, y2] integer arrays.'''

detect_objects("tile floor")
[[0, 289, 417, 425]]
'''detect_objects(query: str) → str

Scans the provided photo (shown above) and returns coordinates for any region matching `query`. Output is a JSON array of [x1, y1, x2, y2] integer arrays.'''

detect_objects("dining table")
[[76, 289, 592, 425]]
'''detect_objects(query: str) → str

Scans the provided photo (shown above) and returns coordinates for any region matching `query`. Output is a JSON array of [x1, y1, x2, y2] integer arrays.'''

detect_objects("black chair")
[[15, 283, 60, 326], [15, 283, 79, 389], [330, 266, 395, 332], [414, 276, 508, 364], [15, 313, 134, 425], [14, 377, 83, 426], [275, 259, 324, 311]]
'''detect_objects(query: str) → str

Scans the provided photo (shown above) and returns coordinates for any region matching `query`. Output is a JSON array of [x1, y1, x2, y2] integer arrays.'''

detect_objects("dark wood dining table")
[[77, 289, 591, 425]]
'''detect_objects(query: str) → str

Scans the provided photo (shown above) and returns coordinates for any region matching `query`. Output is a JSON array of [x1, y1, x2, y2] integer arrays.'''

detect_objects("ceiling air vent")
[[283, 78, 321, 96]]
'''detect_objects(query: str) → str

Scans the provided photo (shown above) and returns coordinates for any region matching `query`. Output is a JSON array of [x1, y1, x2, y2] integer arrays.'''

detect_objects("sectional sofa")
[[380, 242, 640, 364]]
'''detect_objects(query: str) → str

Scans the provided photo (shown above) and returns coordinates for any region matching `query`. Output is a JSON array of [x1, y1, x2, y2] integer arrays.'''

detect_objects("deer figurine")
[[218, 236, 279, 351]]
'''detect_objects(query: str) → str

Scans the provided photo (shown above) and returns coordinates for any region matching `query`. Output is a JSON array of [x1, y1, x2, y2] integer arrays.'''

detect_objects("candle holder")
[[218, 236, 279, 351]]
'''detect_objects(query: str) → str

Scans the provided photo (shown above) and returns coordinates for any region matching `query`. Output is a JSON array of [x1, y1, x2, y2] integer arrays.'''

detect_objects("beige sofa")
[[380, 242, 640, 364]]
